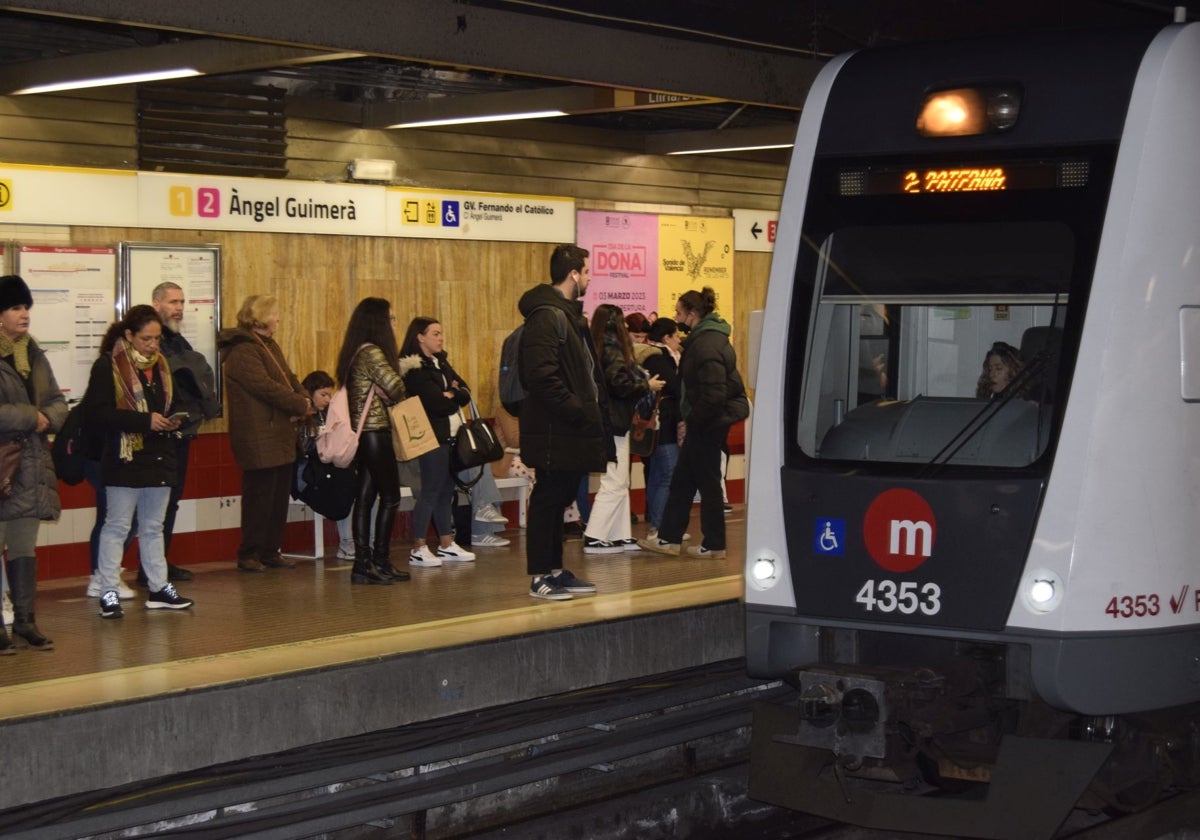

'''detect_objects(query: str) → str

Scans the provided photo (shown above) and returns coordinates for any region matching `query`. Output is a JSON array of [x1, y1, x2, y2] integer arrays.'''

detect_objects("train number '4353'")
[[855, 579, 942, 615], [1104, 594, 1160, 618]]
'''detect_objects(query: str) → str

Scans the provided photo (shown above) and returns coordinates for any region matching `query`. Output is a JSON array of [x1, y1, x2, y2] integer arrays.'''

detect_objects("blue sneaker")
[[530, 576, 573, 601], [146, 583, 194, 610], [99, 590, 123, 620], [551, 569, 596, 594]]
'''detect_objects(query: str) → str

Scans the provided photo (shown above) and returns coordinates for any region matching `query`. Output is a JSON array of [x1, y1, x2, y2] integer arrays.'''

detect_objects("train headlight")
[[1030, 579, 1055, 604], [917, 86, 1021, 137], [1021, 568, 1064, 613], [917, 89, 984, 136], [749, 556, 779, 590]]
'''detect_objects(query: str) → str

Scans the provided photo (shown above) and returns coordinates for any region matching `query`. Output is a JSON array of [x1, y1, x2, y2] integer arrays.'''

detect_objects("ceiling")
[[0, 0, 1190, 155]]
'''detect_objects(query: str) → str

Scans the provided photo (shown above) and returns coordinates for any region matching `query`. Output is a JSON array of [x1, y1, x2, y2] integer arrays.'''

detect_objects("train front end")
[[745, 23, 1200, 837]]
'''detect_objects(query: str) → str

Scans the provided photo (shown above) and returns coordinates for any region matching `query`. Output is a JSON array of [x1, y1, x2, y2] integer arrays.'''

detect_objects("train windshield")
[[791, 154, 1109, 470]]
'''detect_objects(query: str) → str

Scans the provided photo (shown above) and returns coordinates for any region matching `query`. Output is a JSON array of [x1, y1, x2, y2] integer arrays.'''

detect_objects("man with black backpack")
[[517, 244, 614, 600]]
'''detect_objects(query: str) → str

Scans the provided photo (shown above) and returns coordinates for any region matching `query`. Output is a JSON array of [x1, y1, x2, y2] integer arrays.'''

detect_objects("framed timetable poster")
[[119, 242, 222, 407]]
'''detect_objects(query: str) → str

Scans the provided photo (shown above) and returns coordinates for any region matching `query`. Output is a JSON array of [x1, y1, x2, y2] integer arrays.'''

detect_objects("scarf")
[[0, 333, 32, 379], [112, 338, 174, 462]]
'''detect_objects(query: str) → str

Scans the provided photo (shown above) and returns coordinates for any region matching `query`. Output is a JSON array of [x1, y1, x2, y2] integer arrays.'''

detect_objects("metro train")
[[744, 22, 1200, 838]]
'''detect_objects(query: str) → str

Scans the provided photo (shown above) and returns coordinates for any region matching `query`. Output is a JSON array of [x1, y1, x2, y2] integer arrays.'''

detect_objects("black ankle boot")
[[372, 561, 410, 580], [372, 548, 410, 582], [350, 559, 393, 585], [0, 624, 15, 656], [12, 615, 53, 650]]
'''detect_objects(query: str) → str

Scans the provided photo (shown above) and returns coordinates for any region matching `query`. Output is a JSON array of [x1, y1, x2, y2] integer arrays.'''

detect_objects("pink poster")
[[575, 210, 659, 320]]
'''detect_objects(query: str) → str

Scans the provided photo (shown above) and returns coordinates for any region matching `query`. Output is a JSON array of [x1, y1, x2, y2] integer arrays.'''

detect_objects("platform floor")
[[0, 508, 746, 724]]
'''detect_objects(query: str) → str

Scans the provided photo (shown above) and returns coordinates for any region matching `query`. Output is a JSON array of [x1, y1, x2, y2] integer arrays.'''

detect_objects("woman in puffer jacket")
[[336, 297, 409, 585], [0, 275, 65, 651]]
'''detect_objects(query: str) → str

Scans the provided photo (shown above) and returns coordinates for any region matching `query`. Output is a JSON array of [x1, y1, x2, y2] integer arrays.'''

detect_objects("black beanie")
[[0, 276, 32, 312]]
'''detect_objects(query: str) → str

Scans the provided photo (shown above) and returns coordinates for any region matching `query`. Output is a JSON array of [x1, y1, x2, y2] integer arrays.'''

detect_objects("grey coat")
[[0, 339, 67, 521]]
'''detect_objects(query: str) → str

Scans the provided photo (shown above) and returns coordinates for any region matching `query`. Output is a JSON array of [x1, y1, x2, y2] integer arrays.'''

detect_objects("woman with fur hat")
[[399, 317, 476, 568], [0, 274, 67, 651]]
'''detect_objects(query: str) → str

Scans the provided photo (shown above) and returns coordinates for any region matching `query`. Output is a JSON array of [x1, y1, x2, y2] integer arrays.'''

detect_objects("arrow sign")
[[733, 208, 778, 252]]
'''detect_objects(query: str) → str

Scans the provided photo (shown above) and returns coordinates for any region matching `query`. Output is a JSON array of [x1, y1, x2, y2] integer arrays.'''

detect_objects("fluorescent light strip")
[[388, 109, 567, 129], [13, 68, 202, 95], [667, 143, 793, 155]]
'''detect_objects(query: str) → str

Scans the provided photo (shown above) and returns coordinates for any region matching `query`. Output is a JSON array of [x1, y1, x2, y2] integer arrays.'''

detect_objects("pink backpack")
[[315, 386, 374, 468], [316, 345, 375, 468]]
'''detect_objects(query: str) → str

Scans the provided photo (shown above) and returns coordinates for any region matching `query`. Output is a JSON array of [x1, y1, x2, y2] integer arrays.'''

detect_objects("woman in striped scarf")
[[86, 305, 194, 620]]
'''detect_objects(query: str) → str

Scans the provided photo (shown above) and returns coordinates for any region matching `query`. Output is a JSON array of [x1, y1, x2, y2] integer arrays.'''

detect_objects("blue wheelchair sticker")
[[442, 201, 460, 227], [814, 518, 845, 555]]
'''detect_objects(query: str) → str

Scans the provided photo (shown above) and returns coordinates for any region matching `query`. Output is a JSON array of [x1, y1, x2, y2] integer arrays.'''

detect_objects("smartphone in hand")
[[168, 411, 190, 424]]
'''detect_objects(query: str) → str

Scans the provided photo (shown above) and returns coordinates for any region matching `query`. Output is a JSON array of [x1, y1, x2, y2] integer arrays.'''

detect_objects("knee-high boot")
[[372, 499, 405, 580], [0, 613, 14, 656], [7, 557, 53, 651]]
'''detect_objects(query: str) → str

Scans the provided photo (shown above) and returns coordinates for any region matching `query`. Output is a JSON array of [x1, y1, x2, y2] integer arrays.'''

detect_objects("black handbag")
[[452, 401, 504, 472]]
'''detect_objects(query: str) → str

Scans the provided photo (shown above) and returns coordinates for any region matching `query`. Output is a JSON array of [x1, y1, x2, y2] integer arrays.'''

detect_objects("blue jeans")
[[644, 442, 679, 532], [461, 466, 503, 536], [98, 486, 170, 594], [413, 443, 454, 541]]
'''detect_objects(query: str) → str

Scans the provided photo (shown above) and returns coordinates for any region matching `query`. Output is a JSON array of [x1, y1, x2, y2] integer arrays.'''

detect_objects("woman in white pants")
[[582, 304, 662, 553]]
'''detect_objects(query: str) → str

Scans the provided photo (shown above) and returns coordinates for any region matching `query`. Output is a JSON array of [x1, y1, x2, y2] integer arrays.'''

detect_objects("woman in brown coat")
[[217, 295, 312, 572]]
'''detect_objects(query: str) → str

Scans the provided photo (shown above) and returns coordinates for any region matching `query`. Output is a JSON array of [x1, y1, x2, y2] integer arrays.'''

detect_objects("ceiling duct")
[[137, 79, 288, 179]]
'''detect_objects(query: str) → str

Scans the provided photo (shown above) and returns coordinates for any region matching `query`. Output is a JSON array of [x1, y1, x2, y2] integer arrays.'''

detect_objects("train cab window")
[[796, 222, 1071, 468]]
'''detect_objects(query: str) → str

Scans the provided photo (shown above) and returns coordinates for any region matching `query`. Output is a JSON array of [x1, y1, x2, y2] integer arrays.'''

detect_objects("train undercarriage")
[[749, 637, 1200, 839]]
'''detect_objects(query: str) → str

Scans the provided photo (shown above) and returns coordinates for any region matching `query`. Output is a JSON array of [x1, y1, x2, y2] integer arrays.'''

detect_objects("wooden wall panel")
[[58, 224, 772, 429], [5, 92, 782, 425]]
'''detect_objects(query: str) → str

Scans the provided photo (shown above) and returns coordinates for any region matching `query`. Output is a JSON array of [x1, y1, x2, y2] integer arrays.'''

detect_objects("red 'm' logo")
[[863, 488, 936, 573]]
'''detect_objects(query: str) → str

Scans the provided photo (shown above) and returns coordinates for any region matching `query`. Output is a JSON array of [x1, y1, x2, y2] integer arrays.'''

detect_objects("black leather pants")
[[353, 429, 402, 559]]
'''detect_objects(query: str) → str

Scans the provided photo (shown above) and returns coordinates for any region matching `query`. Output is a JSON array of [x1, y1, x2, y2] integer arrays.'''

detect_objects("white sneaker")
[[408, 545, 443, 567], [87, 573, 135, 600], [475, 504, 508, 525], [647, 530, 690, 541], [583, 537, 624, 554], [437, 542, 476, 562], [472, 533, 511, 548], [335, 544, 355, 560]]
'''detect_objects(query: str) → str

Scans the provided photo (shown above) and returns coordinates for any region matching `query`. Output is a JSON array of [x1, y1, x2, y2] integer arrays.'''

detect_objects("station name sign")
[[0, 164, 576, 243]]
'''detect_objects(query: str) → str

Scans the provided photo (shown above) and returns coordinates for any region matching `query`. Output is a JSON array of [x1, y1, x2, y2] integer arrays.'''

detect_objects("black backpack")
[[498, 306, 568, 416], [51, 401, 94, 485]]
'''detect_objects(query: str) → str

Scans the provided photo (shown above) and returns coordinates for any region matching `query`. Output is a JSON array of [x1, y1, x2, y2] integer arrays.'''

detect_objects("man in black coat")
[[518, 244, 613, 600], [147, 281, 216, 581]]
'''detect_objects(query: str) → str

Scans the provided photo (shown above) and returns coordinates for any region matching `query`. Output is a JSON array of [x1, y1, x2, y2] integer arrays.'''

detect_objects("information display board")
[[16, 244, 117, 400], [119, 243, 222, 406]]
